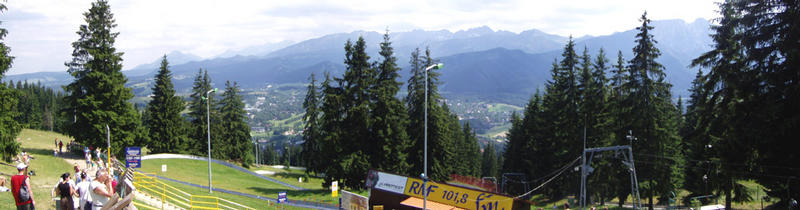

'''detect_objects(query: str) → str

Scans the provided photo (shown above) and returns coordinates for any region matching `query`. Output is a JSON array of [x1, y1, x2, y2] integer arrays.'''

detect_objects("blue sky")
[[2, 0, 719, 75]]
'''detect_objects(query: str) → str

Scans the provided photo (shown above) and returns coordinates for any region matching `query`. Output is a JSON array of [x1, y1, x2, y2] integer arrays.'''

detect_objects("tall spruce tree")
[[625, 12, 682, 209], [338, 37, 374, 189], [146, 55, 187, 154], [503, 112, 526, 174], [690, 2, 757, 208], [63, 0, 146, 156], [462, 122, 481, 177], [370, 31, 411, 174], [0, 1, 19, 161], [680, 69, 715, 205], [725, 0, 798, 206], [218, 81, 253, 167], [481, 143, 498, 178], [301, 73, 322, 174], [187, 69, 222, 156], [405, 47, 454, 181], [608, 50, 634, 206], [584, 48, 615, 204], [540, 37, 584, 199], [318, 72, 348, 188], [538, 60, 567, 198]]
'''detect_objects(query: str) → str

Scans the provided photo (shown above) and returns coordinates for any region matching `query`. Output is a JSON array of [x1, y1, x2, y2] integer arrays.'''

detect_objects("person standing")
[[84, 147, 92, 169], [58, 140, 64, 154], [11, 163, 35, 210], [56, 173, 77, 210], [89, 170, 113, 210], [19, 150, 30, 165], [76, 172, 92, 210], [0, 177, 10, 192], [73, 163, 81, 183]]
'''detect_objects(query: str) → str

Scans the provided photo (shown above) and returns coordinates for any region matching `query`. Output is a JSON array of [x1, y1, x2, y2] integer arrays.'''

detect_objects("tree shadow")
[[273, 172, 303, 179], [247, 187, 328, 197], [247, 187, 336, 203]]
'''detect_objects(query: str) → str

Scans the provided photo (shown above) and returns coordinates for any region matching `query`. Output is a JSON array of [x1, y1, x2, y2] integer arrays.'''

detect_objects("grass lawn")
[[139, 158, 341, 205], [249, 165, 325, 190], [487, 103, 523, 113], [480, 122, 512, 139], [152, 178, 323, 210], [524, 179, 779, 209], [0, 129, 75, 210], [248, 165, 370, 198]]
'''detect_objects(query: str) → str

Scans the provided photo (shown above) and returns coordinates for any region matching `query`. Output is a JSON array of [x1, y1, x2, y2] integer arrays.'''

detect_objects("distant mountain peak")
[[454, 26, 495, 38]]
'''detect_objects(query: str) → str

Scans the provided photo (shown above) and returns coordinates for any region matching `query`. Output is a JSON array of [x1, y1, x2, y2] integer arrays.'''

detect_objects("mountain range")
[[5, 18, 712, 103]]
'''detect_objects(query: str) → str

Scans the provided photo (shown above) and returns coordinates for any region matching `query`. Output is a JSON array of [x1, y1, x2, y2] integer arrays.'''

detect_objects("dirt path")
[[58, 153, 99, 180]]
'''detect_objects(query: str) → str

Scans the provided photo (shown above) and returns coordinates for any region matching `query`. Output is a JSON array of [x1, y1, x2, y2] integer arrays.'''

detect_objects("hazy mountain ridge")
[[5, 19, 711, 100]]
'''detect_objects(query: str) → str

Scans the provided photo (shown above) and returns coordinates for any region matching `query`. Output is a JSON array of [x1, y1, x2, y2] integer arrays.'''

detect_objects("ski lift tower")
[[579, 144, 642, 210]]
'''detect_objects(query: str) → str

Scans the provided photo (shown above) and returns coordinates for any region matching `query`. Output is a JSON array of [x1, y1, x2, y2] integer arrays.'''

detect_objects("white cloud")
[[2, 0, 719, 75]]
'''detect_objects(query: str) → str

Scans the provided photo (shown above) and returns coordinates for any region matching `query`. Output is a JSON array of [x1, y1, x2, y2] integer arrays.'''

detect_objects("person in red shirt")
[[11, 163, 35, 210]]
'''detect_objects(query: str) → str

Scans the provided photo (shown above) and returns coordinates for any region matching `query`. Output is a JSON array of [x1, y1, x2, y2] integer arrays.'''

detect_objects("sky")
[[2, 0, 719, 75]]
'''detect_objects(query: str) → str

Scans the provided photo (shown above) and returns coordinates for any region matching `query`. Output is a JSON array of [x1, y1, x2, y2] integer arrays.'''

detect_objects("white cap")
[[16, 163, 27, 170]]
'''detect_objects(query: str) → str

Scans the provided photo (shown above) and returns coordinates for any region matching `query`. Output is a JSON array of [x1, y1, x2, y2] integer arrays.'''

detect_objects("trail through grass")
[[0, 129, 74, 210]]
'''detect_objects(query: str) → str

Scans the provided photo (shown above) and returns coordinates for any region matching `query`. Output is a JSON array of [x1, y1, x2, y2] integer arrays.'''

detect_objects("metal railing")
[[133, 172, 192, 209], [132, 171, 255, 210], [190, 195, 220, 210]]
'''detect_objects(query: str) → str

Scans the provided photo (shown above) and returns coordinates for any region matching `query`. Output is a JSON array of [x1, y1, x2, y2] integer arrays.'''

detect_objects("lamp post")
[[205, 88, 217, 193], [423, 63, 443, 210], [254, 140, 259, 166]]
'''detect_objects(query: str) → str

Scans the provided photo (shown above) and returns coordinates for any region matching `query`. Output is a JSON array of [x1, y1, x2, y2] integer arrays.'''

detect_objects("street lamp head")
[[425, 63, 444, 71], [206, 88, 218, 95]]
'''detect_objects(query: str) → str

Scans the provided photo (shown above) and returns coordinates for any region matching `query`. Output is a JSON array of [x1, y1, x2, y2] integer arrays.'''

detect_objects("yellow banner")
[[403, 177, 513, 210]]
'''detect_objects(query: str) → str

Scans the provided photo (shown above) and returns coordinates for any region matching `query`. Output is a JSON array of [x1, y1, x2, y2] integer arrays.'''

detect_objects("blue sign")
[[277, 191, 288, 203], [125, 147, 141, 168]]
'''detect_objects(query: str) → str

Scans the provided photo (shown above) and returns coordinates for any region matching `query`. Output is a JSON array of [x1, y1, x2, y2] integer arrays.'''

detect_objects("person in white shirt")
[[89, 170, 113, 210], [75, 172, 92, 210], [0, 176, 9, 192]]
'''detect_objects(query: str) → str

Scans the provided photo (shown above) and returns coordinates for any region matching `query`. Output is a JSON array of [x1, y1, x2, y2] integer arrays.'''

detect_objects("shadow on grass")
[[248, 187, 328, 197], [22, 148, 56, 157], [247, 187, 336, 203], [273, 172, 304, 179]]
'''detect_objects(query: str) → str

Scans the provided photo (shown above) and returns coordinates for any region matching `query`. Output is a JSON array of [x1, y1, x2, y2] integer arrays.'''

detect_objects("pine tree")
[[503, 112, 525, 174], [146, 55, 188, 154], [538, 37, 584, 199], [0, 2, 11, 79], [337, 37, 375, 189], [690, 1, 761, 207], [504, 92, 546, 196], [301, 73, 321, 174], [405, 47, 425, 176], [463, 122, 481, 177], [607, 50, 634, 206], [0, 83, 20, 161], [405, 47, 453, 181], [187, 69, 222, 156], [370, 31, 411, 174], [218, 81, 253, 167], [481, 143, 498, 178], [585, 48, 615, 204], [63, 0, 146, 156], [318, 72, 347, 188], [679, 69, 714, 205], [728, 0, 798, 205], [626, 12, 682, 209]]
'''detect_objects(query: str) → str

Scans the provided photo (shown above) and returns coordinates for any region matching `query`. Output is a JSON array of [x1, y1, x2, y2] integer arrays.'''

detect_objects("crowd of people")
[[3, 142, 122, 210], [53, 169, 116, 210]]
